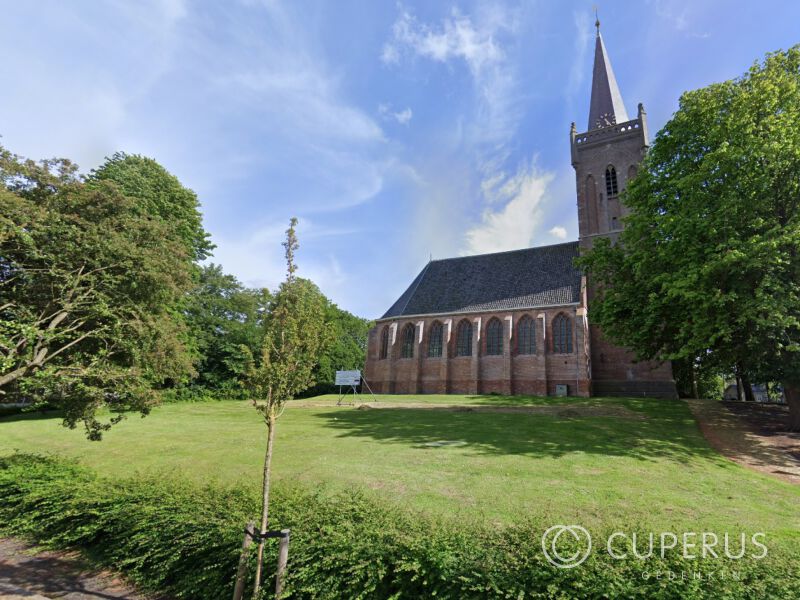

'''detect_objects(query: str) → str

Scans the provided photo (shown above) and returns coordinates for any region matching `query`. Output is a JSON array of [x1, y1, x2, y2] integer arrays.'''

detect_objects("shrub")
[[0, 454, 797, 599]]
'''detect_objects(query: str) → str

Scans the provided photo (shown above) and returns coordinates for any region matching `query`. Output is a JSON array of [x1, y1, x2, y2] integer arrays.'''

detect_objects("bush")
[[0, 454, 797, 599], [159, 385, 246, 403]]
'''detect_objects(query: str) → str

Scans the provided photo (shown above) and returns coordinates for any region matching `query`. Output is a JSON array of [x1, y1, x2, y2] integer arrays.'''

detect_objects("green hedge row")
[[0, 454, 797, 599]]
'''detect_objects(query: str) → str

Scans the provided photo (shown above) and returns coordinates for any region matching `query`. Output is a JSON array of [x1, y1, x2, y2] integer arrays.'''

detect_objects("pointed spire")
[[587, 18, 628, 130]]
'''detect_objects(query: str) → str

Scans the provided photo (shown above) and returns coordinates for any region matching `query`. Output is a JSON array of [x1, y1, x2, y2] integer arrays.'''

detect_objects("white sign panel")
[[335, 370, 361, 386]]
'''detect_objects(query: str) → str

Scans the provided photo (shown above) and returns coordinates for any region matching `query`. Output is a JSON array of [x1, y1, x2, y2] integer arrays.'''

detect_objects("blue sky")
[[2, 1, 799, 318]]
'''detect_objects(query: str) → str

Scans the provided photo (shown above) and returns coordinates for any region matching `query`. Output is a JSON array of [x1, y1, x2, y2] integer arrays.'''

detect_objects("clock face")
[[596, 113, 616, 128]]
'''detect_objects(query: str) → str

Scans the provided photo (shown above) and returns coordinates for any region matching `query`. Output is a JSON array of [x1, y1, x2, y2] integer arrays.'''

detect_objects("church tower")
[[570, 18, 677, 398], [570, 18, 648, 249]]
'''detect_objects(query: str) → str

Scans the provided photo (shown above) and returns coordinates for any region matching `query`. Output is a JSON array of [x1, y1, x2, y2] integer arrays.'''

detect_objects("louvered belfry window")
[[605, 166, 619, 196]]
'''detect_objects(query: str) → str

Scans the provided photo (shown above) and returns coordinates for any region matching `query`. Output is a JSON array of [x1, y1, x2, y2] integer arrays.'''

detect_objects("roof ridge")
[[430, 240, 578, 263]]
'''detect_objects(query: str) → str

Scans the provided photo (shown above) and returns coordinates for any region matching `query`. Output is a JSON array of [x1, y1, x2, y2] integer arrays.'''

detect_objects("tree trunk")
[[735, 374, 744, 402], [783, 384, 800, 431], [741, 373, 755, 402], [253, 414, 277, 598]]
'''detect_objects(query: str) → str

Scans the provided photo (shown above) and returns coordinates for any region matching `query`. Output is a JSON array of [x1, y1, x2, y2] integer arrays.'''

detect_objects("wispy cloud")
[[548, 225, 567, 240], [566, 11, 592, 98], [383, 3, 549, 258], [382, 7, 505, 75], [465, 161, 554, 255], [379, 103, 413, 125], [228, 69, 384, 144], [382, 4, 519, 149], [651, 0, 711, 38]]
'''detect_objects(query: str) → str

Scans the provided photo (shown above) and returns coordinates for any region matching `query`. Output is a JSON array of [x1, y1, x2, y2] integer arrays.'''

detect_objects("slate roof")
[[381, 242, 582, 320]]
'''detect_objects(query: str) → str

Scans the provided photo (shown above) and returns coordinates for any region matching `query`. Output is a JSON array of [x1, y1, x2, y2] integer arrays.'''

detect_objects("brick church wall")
[[364, 306, 591, 397]]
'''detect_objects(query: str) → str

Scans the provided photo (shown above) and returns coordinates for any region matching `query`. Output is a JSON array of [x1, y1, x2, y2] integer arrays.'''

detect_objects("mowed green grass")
[[1, 395, 798, 545]]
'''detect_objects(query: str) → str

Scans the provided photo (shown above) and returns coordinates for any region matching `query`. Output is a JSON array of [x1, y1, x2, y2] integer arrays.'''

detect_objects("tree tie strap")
[[245, 526, 290, 541]]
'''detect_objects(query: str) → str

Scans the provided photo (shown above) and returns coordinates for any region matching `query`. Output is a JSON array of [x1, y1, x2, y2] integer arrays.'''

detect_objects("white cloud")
[[548, 225, 567, 240], [651, 0, 711, 38], [382, 3, 540, 262], [394, 107, 413, 125], [378, 103, 413, 125], [382, 5, 519, 148], [382, 8, 504, 75], [464, 162, 555, 255]]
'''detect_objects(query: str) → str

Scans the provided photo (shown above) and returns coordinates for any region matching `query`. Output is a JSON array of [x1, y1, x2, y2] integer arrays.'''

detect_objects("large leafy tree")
[[89, 152, 214, 262], [0, 147, 195, 438], [89, 153, 215, 391], [580, 46, 800, 428], [184, 264, 267, 393]]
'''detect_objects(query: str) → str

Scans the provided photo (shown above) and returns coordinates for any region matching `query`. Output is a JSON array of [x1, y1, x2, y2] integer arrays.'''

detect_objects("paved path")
[[0, 539, 147, 600], [688, 399, 800, 484]]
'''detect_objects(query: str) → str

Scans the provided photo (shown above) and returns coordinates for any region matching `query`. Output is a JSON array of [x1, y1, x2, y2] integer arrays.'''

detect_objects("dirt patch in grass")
[[0, 537, 149, 599], [345, 402, 647, 419], [688, 399, 800, 484]]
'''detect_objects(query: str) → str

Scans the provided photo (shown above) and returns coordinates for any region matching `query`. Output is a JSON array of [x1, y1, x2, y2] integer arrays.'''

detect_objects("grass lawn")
[[1, 394, 798, 547]]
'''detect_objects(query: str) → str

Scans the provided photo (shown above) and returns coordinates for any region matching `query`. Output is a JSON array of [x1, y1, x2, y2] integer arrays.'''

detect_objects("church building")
[[364, 22, 677, 398]]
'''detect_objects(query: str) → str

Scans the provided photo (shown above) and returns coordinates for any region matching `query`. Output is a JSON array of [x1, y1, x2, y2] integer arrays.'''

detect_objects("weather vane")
[[594, 5, 600, 34]]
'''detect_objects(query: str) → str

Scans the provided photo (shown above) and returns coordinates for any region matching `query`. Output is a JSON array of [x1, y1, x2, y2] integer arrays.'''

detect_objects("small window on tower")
[[605, 166, 619, 197]]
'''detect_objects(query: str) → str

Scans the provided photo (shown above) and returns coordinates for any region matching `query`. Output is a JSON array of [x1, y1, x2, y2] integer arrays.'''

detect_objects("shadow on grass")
[[461, 395, 613, 407], [0, 409, 64, 424], [313, 399, 724, 463]]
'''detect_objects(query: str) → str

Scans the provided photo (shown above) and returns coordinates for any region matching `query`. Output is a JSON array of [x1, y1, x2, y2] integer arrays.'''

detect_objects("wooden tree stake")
[[275, 529, 290, 599], [232, 521, 254, 600]]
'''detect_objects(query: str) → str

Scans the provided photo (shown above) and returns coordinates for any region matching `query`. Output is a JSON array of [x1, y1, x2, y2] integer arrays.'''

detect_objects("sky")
[[2, 0, 799, 318]]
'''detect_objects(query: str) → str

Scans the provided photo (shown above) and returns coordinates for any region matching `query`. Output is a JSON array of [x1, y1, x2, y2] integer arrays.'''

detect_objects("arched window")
[[552, 314, 573, 354], [605, 166, 619, 197], [379, 326, 390, 360], [517, 315, 536, 355], [455, 319, 472, 357], [401, 323, 415, 358], [428, 321, 443, 358], [486, 318, 503, 355]]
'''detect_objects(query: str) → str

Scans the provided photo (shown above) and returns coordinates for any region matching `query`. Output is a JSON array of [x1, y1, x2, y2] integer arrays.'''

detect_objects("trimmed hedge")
[[0, 454, 797, 599]]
